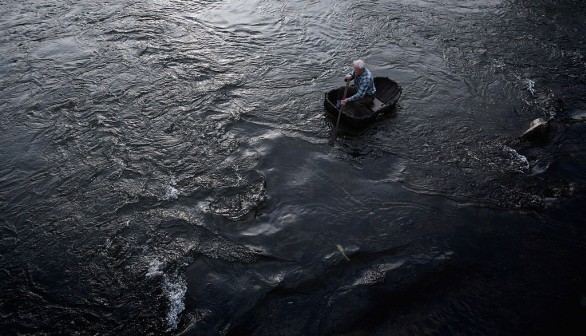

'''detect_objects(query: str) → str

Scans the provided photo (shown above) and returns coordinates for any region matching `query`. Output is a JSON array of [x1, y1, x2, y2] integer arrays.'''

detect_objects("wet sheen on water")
[[1, 0, 585, 335]]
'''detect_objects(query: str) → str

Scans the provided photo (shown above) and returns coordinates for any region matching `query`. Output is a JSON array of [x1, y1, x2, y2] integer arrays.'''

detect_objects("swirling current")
[[1, 0, 585, 335]]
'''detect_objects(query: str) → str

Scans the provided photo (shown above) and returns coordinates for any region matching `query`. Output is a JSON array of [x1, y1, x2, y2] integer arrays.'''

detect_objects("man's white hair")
[[353, 59, 366, 69]]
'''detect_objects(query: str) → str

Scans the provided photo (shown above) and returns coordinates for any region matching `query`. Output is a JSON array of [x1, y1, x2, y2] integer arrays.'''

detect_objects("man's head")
[[353, 60, 366, 75]]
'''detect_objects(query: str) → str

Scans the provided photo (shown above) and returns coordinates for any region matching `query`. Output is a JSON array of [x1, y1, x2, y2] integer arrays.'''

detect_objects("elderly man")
[[340, 59, 376, 108]]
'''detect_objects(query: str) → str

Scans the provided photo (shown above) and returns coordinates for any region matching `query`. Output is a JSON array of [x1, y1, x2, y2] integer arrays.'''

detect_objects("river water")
[[1, 0, 585, 335]]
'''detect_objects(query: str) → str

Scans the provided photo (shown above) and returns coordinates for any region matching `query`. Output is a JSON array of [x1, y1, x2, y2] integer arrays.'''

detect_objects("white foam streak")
[[162, 176, 179, 200], [164, 186, 179, 200], [146, 259, 164, 277], [527, 79, 536, 96], [164, 275, 187, 332], [503, 146, 530, 172], [145, 259, 187, 331]]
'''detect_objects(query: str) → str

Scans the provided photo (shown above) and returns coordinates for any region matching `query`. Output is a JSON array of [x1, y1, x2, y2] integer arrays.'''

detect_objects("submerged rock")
[[521, 117, 551, 142]]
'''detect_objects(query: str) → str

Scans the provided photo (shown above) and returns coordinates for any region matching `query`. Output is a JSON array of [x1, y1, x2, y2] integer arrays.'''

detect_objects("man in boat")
[[340, 59, 376, 108]]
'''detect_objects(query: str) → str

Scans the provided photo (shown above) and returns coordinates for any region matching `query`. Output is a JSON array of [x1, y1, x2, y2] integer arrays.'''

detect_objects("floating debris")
[[336, 244, 351, 261]]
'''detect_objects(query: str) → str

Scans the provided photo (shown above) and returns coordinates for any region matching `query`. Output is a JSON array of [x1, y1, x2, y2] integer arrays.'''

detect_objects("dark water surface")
[[1, 0, 586, 335]]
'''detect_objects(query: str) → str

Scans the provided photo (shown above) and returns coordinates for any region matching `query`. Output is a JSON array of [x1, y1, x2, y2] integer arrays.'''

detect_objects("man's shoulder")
[[365, 69, 373, 79]]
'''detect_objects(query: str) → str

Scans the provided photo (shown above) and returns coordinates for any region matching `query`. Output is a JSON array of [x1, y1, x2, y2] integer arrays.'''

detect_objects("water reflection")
[[0, 0, 585, 335]]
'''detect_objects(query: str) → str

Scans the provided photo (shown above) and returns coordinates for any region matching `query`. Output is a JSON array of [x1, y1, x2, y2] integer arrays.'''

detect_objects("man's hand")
[[344, 74, 353, 82], [341, 99, 349, 106]]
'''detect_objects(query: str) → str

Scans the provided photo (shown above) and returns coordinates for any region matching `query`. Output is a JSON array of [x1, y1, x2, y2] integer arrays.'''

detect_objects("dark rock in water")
[[164, 122, 176, 133], [521, 117, 551, 142]]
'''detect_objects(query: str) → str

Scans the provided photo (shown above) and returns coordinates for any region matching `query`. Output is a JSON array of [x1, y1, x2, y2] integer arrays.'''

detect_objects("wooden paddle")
[[329, 80, 350, 145]]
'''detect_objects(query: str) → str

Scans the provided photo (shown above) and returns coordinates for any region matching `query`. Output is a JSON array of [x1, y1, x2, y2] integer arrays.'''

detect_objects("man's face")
[[353, 65, 364, 75]]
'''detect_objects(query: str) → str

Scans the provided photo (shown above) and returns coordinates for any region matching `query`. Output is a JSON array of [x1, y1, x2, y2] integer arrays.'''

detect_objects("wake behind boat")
[[324, 77, 402, 128]]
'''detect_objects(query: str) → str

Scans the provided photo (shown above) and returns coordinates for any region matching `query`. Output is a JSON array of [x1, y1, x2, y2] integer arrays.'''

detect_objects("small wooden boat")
[[324, 77, 402, 128]]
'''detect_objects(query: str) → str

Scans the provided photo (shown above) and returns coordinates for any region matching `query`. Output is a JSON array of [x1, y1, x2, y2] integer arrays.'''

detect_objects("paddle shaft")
[[330, 80, 350, 144]]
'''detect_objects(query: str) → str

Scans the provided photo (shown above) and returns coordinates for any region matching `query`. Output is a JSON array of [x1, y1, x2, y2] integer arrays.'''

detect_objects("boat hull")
[[324, 77, 402, 128]]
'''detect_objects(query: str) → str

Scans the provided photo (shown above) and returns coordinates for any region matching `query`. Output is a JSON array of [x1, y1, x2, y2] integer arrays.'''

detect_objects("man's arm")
[[344, 71, 355, 82], [347, 79, 368, 102]]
